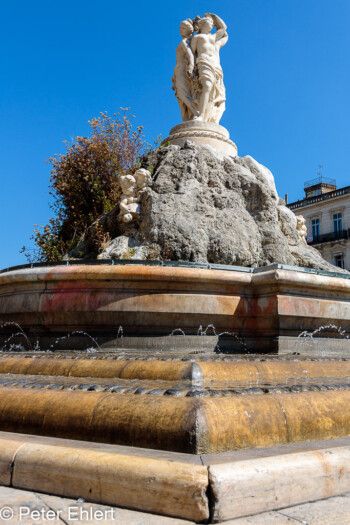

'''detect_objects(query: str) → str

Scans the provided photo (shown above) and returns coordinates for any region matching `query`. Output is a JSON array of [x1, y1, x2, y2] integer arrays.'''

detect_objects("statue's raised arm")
[[204, 13, 228, 44]]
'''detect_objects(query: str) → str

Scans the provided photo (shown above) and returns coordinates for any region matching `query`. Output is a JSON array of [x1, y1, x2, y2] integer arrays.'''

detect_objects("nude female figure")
[[172, 19, 197, 121], [190, 13, 228, 123]]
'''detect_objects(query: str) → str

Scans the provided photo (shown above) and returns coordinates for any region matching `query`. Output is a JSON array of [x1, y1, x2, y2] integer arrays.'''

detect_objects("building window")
[[334, 254, 344, 269], [333, 213, 342, 233], [311, 218, 320, 239]]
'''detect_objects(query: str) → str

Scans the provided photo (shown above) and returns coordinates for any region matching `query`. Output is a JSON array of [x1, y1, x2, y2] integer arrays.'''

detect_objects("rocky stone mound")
[[71, 141, 343, 272]]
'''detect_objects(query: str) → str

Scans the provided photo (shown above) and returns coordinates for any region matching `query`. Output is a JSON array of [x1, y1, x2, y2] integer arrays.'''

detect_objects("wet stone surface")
[[0, 351, 349, 399], [0, 372, 349, 397], [1, 351, 350, 362]]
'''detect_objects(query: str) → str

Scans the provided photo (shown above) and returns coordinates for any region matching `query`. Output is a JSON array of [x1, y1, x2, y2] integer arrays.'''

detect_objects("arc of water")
[[196, 324, 247, 349], [49, 331, 102, 351], [170, 328, 186, 336], [217, 330, 248, 351], [297, 324, 350, 345], [295, 324, 350, 353], [0, 322, 33, 351]]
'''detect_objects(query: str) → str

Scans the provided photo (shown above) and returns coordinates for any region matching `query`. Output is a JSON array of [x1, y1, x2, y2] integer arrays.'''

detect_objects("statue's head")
[[296, 215, 306, 227], [198, 16, 213, 34], [120, 174, 136, 196], [134, 168, 152, 190], [179, 19, 194, 38]]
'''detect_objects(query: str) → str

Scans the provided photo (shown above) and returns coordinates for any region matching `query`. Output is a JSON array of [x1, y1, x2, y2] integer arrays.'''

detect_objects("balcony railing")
[[304, 176, 336, 188], [288, 185, 350, 210], [307, 229, 350, 245]]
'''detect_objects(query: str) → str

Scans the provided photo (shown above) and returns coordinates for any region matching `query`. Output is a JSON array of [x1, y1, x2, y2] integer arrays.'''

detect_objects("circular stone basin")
[[0, 260, 349, 353], [0, 262, 251, 350]]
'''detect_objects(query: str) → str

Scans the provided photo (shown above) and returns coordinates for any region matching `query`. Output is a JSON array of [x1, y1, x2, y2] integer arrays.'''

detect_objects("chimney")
[[285, 193, 288, 204]]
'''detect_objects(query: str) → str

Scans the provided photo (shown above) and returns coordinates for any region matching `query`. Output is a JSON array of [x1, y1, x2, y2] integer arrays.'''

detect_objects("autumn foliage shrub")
[[23, 110, 148, 262]]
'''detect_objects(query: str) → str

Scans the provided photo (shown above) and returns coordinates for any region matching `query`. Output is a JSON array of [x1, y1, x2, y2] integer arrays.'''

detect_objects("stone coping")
[[0, 385, 349, 453], [1, 263, 349, 293], [1, 431, 350, 522], [0, 355, 349, 390], [1, 259, 349, 280]]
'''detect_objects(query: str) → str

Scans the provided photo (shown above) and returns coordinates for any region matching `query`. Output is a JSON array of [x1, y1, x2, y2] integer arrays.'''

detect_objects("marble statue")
[[134, 168, 152, 193], [172, 19, 195, 122], [119, 170, 152, 223], [172, 13, 228, 123], [119, 175, 137, 223], [296, 215, 307, 245]]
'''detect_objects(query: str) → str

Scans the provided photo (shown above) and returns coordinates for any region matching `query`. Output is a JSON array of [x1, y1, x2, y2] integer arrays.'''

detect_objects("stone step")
[[0, 432, 350, 522], [0, 385, 349, 453], [0, 353, 349, 382]]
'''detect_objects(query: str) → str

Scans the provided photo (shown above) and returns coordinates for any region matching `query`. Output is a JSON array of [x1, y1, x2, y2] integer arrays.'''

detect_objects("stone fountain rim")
[[1, 259, 349, 280]]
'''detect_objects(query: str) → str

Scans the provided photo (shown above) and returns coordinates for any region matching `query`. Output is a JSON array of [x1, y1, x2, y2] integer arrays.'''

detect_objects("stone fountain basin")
[[0, 261, 349, 353]]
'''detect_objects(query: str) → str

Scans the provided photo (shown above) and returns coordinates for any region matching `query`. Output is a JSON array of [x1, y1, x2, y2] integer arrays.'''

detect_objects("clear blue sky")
[[1, 0, 349, 269]]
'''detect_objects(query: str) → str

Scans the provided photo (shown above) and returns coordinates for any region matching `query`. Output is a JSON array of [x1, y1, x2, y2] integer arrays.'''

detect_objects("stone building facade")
[[287, 177, 350, 271]]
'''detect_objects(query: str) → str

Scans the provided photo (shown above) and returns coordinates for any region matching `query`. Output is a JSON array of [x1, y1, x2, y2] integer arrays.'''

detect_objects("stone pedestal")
[[164, 120, 237, 157]]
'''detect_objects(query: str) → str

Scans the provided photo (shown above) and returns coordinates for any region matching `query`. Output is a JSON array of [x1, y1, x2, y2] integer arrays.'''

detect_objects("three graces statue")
[[172, 13, 228, 124]]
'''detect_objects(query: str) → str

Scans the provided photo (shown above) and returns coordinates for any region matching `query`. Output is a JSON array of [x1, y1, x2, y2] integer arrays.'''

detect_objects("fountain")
[[0, 12, 350, 523]]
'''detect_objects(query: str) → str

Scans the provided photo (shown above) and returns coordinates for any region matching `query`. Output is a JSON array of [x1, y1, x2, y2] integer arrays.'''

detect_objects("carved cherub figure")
[[119, 175, 138, 223], [296, 215, 307, 245], [118, 170, 152, 223], [134, 168, 152, 198]]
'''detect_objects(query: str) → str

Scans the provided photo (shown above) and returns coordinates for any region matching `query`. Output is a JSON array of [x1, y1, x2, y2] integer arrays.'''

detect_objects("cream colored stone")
[[172, 19, 195, 122], [0, 436, 28, 486], [118, 169, 151, 223], [12, 440, 209, 521], [119, 175, 137, 223], [244, 155, 278, 200], [2, 433, 350, 523], [209, 446, 350, 522], [165, 120, 237, 157], [296, 215, 307, 244], [172, 13, 228, 124], [134, 168, 152, 192]]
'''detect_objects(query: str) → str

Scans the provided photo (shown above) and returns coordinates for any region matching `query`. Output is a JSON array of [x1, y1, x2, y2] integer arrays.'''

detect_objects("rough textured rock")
[[97, 233, 150, 260], [78, 141, 344, 272]]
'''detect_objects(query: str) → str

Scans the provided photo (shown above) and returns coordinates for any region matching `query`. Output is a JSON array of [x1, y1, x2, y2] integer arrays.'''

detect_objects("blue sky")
[[1, 0, 349, 269]]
